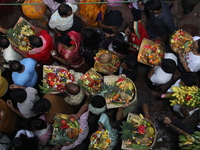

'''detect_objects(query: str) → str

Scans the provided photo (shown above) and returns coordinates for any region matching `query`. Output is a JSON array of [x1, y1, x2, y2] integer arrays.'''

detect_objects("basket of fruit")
[[121, 113, 157, 150], [6, 17, 38, 53], [39, 65, 74, 94], [88, 129, 112, 150], [94, 49, 121, 74], [169, 85, 200, 110], [78, 68, 103, 95], [50, 113, 82, 147], [138, 38, 164, 66], [100, 75, 137, 109], [0, 109, 5, 126], [170, 29, 193, 54]]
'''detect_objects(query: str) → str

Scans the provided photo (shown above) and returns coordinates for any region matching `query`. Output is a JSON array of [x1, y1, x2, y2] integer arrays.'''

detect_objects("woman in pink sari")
[[51, 31, 85, 69]]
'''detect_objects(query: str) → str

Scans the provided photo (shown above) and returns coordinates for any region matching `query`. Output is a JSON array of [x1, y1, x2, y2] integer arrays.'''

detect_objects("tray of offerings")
[[170, 29, 193, 54], [6, 17, 38, 53], [94, 49, 121, 74], [138, 38, 164, 66], [78, 68, 103, 95], [39, 65, 75, 94], [100, 75, 137, 109], [121, 113, 157, 150]]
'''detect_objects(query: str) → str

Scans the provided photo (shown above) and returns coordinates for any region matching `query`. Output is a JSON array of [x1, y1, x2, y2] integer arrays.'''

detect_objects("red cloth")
[[129, 22, 149, 50], [26, 30, 54, 65]]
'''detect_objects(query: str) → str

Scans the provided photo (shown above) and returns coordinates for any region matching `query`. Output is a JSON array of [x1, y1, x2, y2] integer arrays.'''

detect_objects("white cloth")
[[3, 44, 23, 63], [17, 87, 40, 118], [167, 79, 180, 93], [48, 3, 77, 31], [15, 130, 35, 138], [150, 53, 177, 85]]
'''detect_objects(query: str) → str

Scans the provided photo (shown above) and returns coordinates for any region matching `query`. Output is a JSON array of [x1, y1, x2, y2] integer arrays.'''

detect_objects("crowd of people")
[[0, 0, 200, 149]]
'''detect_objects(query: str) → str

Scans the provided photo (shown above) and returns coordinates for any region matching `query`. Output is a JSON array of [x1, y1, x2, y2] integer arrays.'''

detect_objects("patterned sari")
[[79, 0, 107, 26], [58, 31, 85, 68]]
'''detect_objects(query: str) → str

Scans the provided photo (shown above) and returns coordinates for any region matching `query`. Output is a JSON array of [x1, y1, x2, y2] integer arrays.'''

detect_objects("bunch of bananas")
[[178, 131, 200, 150], [131, 114, 145, 127], [43, 67, 53, 73], [169, 86, 200, 109]]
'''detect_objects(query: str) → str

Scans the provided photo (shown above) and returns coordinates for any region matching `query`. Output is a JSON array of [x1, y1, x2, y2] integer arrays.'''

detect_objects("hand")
[[9, 84, 19, 90], [6, 100, 14, 110], [110, 26, 118, 33], [125, 27, 131, 35], [98, 122, 104, 131], [83, 89, 91, 98], [68, 114, 80, 120], [163, 117, 171, 126]]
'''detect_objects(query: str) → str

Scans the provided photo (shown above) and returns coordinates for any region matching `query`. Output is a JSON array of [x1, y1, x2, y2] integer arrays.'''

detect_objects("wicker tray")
[[169, 29, 193, 54], [138, 38, 164, 66], [102, 75, 137, 109], [78, 68, 103, 95], [121, 113, 157, 150]]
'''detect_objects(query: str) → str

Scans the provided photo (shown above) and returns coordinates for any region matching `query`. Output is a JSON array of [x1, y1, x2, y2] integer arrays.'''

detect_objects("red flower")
[[47, 73, 56, 78], [60, 125, 69, 129], [138, 125, 146, 134], [117, 78, 125, 83]]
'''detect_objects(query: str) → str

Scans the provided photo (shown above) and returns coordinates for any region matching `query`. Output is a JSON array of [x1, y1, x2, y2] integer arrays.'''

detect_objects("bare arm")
[[6, 100, 25, 118], [0, 26, 8, 34], [179, 53, 191, 72], [10, 84, 26, 90], [98, 20, 118, 33]]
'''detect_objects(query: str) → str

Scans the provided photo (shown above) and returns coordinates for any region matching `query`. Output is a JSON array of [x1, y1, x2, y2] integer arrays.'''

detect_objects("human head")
[[122, 53, 137, 70], [9, 60, 22, 72], [82, 28, 101, 48], [58, 33, 72, 47], [31, 119, 47, 130], [12, 134, 38, 150], [28, 35, 43, 48], [180, 74, 197, 86], [0, 36, 9, 49], [58, 4, 72, 17], [112, 32, 129, 54], [90, 95, 106, 108], [32, 98, 51, 114], [192, 39, 200, 53], [98, 53, 112, 64], [10, 89, 27, 103], [161, 59, 176, 73], [65, 83, 80, 95], [145, 0, 162, 14]]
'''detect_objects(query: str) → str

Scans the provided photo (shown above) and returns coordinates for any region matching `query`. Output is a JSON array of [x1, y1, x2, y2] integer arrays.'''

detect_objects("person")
[[0, 27, 55, 65], [79, 0, 123, 34], [0, 35, 23, 63], [32, 94, 73, 124], [117, 54, 138, 82], [124, 21, 149, 51], [144, 0, 177, 39], [0, 98, 18, 133], [9, 58, 38, 87], [182, 0, 200, 14], [31, 115, 53, 146], [49, 3, 86, 34], [148, 53, 177, 91], [108, 32, 130, 59], [51, 31, 85, 69], [12, 129, 38, 150], [178, 36, 200, 72], [80, 28, 106, 68], [7, 84, 40, 119]]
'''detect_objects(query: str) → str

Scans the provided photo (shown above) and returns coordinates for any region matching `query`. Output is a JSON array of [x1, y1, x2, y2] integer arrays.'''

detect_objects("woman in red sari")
[[125, 21, 149, 51], [51, 31, 85, 69]]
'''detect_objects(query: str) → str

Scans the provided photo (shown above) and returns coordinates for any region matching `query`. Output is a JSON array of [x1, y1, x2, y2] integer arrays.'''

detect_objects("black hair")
[[32, 98, 51, 114], [58, 4, 72, 16], [180, 74, 197, 86], [12, 133, 38, 150], [124, 53, 137, 69], [28, 35, 43, 48], [31, 119, 47, 130], [161, 59, 176, 73], [54, 0, 65, 3], [112, 33, 129, 54], [58, 33, 72, 47], [10, 89, 27, 103], [145, 0, 162, 11], [9, 60, 22, 72], [82, 28, 101, 49], [91, 95, 106, 108], [196, 39, 200, 53], [0, 36, 9, 49]]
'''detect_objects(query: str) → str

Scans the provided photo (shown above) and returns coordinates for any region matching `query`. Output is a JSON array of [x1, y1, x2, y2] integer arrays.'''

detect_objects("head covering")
[[0, 71, 8, 97], [89, 104, 107, 115], [64, 88, 84, 105]]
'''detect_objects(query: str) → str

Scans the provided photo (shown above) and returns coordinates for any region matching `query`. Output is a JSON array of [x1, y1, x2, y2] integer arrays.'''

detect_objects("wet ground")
[[0, 1, 200, 150]]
